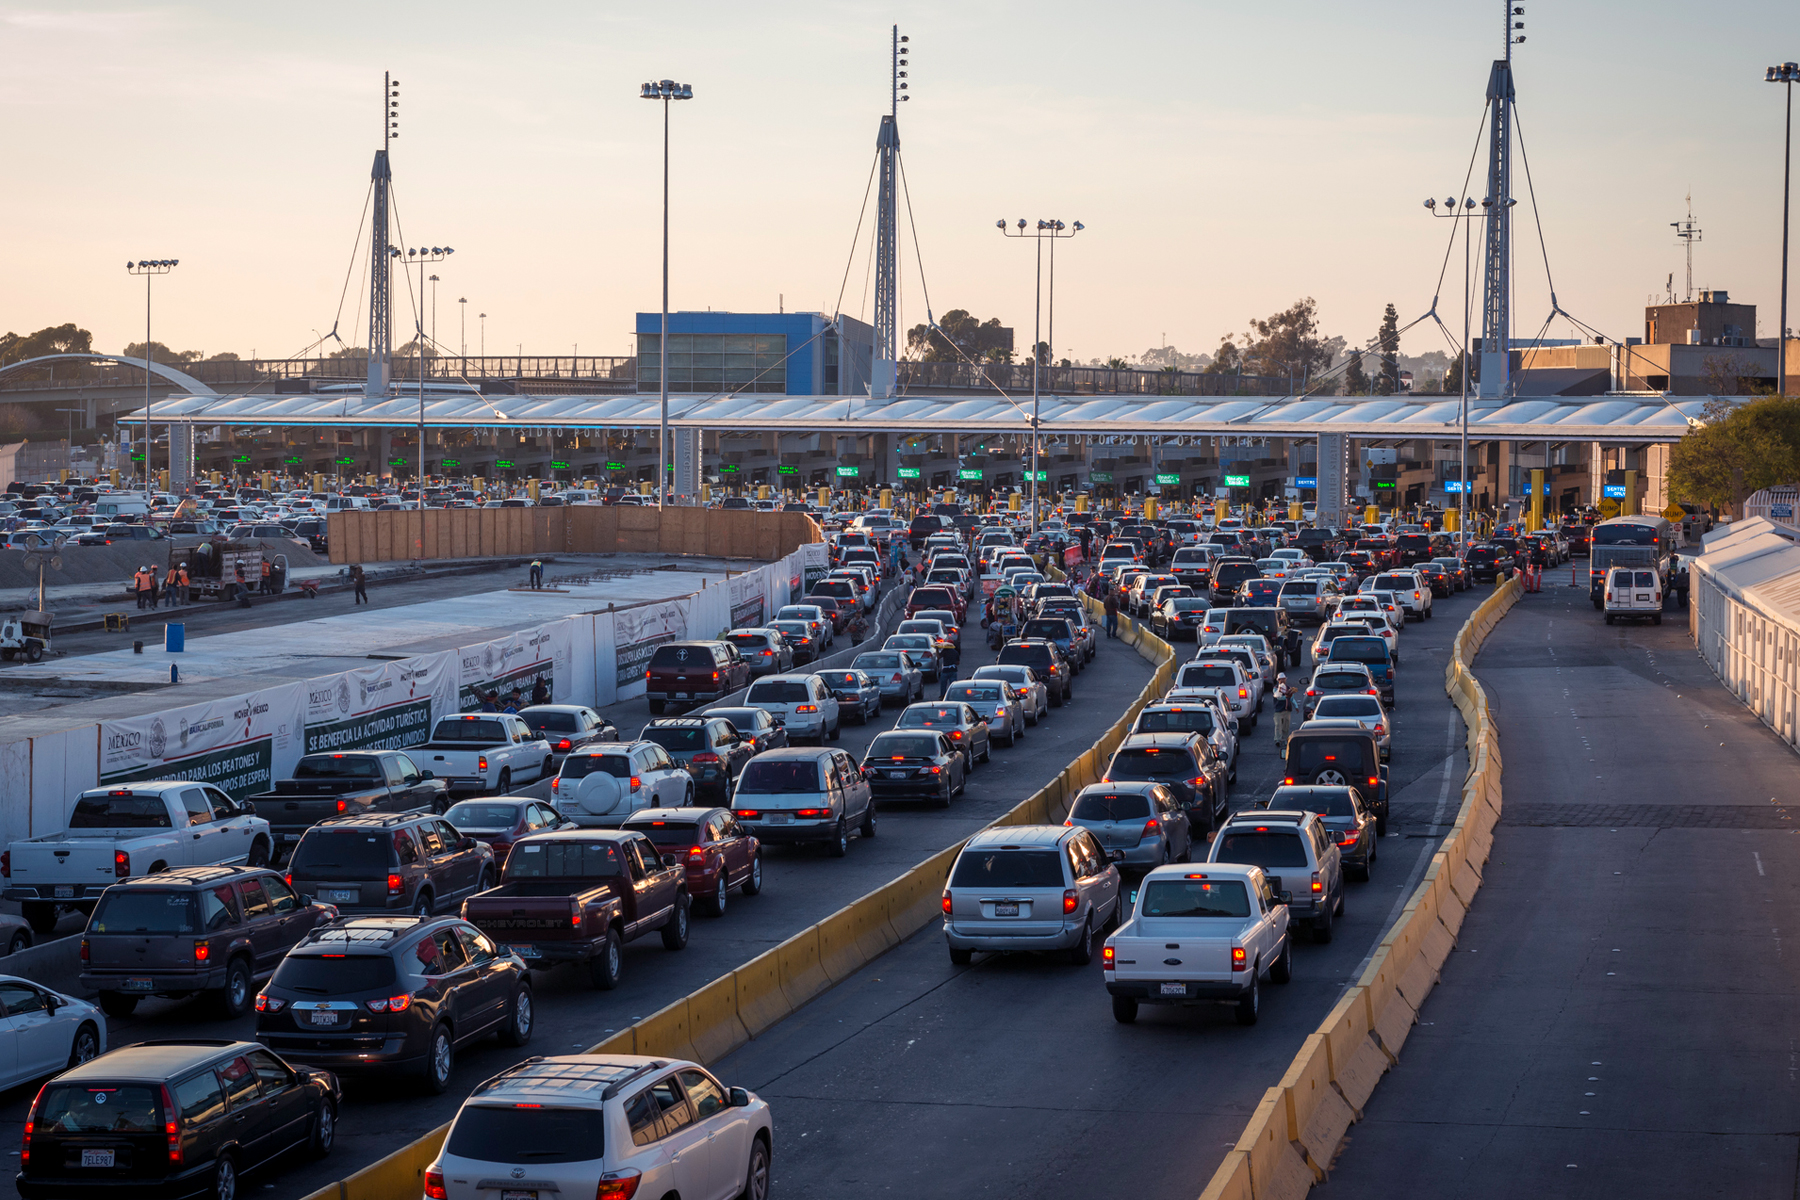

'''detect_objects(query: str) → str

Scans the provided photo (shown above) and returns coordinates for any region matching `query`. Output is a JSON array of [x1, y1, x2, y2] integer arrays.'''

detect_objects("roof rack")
[[601, 1061, 670, 1101]]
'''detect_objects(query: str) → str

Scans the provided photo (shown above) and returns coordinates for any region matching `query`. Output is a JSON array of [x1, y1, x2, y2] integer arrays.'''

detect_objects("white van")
[[1603, 566, 1664, 626], [92, 494, 150, 520], [323, 495, 372, 512]]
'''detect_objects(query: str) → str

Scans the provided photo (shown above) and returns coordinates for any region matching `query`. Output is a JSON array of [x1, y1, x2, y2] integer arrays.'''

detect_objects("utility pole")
[[1671, 194, 1702, 303]]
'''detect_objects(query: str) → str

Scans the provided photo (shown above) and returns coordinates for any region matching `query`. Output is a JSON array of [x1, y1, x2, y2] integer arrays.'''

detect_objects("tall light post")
[[428, 274, 440, 350], [1426, 196, 1478, 540], [125, 259, 176, 494], [1769, 62, 1798, 395], [997, 218, 1082, 533], [396, 246, 453, 501], [479, 312, 487, 358], [458, 297, 468, 364], [641, 78, 694, 507]]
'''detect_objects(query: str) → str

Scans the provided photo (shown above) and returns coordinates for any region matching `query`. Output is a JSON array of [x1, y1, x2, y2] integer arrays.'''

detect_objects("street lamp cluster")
[[997, 219, 1083, 534], [125, 259, 178, 494], [642, 78, 695, 507], [1424, 196, 1480, 536], [1769, 61, 1797, 394]]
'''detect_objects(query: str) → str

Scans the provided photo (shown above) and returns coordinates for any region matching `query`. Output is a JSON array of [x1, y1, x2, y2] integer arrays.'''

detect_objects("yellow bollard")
[[1364, 505, 1380, 526], [1009, 492, 1022, 512], [757, 485, 770, 501], [1623, 469, 1638, 516], [1442, 508, 1461, 533], [880, 488, 892, 509], [311, 473, 323, 494], [638, 481, 652, 496], [1214, 498, 1229, 522], [1289, 501, 1303, 522], [527, 479, 540, 502], [1075, 494, 1088, 513], [1144, 497, 1158, 520]]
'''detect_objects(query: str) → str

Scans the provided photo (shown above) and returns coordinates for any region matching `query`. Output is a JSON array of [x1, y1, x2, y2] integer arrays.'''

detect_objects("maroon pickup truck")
[[458, 829, 690, 990], [644, 640, 751, 715]]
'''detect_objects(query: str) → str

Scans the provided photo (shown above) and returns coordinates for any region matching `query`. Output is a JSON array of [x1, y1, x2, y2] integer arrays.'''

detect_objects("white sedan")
[[0, 976, 105, 1088]]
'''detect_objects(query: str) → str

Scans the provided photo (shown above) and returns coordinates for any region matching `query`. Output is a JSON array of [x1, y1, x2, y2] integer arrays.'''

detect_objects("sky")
[[2, 0, 1796, 369]]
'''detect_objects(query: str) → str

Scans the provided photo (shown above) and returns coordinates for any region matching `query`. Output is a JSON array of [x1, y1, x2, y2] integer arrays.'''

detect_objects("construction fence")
[[327, 506, 823, 565]]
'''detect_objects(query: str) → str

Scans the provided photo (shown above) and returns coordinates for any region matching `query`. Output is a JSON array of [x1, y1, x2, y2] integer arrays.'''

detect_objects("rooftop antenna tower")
[[367, 71, 399, 397], [1478, 2, 1524, 400], [1672, 194, 1702, 302], [871, 25, 908, 400]]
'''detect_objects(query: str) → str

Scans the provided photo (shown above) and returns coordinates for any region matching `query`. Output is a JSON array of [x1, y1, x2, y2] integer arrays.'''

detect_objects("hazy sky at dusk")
[[2, 0, 1795, 369]]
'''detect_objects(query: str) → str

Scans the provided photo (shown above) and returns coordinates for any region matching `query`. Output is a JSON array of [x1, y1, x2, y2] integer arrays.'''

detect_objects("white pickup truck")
[[1, 781, 273, 934], [1102, 861, 1292, 1026], [412, 713, 554, 795]]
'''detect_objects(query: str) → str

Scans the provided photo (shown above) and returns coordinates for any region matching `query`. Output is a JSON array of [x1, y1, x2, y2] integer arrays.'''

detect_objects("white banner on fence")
[[98, 683, 306, 802], [456, 622, 573, 711], [302, 651, 459, 755], [728, 571, 768, 630], [800, 542, 829, 600], [613, 600, 688, 689]]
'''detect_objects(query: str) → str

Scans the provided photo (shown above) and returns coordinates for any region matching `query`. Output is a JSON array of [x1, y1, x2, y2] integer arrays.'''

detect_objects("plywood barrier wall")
[[329, 508, 821, 565]]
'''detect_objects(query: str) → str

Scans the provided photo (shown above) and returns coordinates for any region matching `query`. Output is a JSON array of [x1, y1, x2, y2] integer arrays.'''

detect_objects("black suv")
[[80, 866, 339, 1019], [285, 812, 497, 919], [16, 1040, 339, 1200], [253, 916, 531, 1094], [638, 717, 757, 802], [1464, 543, 1515, 583], [996, 639, 1074, 705], [1104, 732, 1230, 836]]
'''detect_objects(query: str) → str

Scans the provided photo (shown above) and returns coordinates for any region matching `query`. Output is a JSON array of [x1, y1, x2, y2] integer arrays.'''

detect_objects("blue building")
[[635, 311, 874, 397]]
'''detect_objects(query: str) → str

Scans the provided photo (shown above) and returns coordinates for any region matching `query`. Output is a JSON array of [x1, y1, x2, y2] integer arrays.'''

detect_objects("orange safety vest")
[[134, 570, 149, 592], [261, 560, 271, 578], [178, 569, 189, 587]]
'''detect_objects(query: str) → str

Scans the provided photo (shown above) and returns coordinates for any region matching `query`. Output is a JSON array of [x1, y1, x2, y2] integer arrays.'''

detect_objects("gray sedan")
[[817, 668, 885, 725], [1066, 782, 1192, 869], [1308, 694, 1392, 759], [895, 701, 992, 771], [852, 651, 924, 705], [944, 679, 1024, 747], [1258, 785, 1377, 881]]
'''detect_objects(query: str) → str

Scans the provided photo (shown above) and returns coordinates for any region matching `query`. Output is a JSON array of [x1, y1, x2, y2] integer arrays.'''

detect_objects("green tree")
[[1201, 337, 1242, 375], [1374, 304, 1401, 395], [1667, 396, 1800, 515], [1444, 353, 1464, 395], [905, 309, 1013, 363], [1237, 298, 1334, 382], [0, 323, 93, 366], [1343, 351, 1370, 396], [1104, 356, 1128, 371], [122, 341, 202, 363]]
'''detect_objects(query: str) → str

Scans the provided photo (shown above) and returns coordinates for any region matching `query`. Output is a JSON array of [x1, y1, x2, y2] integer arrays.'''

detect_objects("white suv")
[[1363, 571, 1433, 620], [743, 674, 842, 743], [1174, 659, 1258, 733], [427, 1054, 773, 1200]]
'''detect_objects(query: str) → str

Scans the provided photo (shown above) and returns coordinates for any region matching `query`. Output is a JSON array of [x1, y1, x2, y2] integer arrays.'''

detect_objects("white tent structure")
[[1690, 517, 1800, 749]]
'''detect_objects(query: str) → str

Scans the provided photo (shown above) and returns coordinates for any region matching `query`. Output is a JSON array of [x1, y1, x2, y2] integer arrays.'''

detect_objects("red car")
[[907, 585, 965, 622], [442, 797, 576, 869], [644, 640, 752, 714], [622, 805, 763, 916]]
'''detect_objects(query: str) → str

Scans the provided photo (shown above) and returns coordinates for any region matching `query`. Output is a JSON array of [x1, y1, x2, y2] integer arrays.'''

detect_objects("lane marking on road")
[[1755, 852, 1766, 877], [1348, 706, 1461, 983]]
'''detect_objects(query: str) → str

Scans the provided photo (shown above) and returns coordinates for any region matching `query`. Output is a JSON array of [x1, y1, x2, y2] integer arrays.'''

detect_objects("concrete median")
[[732, 949, 791, 1038]]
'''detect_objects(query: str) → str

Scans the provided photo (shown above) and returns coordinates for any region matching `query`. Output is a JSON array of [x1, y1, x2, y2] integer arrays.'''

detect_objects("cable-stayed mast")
[[1478, 2, 1524, 400], [871, 26, 908, 399], [367, 72, 399, 397]]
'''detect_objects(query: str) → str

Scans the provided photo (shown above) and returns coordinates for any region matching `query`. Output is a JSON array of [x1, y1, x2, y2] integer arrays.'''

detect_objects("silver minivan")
[[942, 825, 1122, 966], [729, 746, 874, 857], [743, 674, 842, 743]]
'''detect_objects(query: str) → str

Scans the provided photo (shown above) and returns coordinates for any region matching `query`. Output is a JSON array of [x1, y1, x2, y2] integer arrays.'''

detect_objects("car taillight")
[[1338, 830, 1360, 846], [115, 849, 130, 878], [795, 808, 828, 818], [478, 755, 488, 773], [1231, 946, 1247, 972], [194, 942, 210, 963], [596, 1170, 644, 1200], [795, 704, 819, 713], [424, 1168, 449, 1200], [1, 850, 8, 879], [256, 993, 287, 1012], [1102, 944, 1115, 970], [1141, 818, 1160, 839], [159, 1083, 181, 1165], [335, 799, 348, 814], [1311, 872, 1323, 894], [1238, 688, 1248, 699], [688, 846, 708, 862], [387, 873, 404, 895], [1373, 724, 1384, 734], [693, 752, 719, 763], [556, 739, 572, 751], [571, 898, 585, 928], [629, 775, 642, 792], [737, 809, 761, 820], [942, 892, 953, 914], [1063, 889, 1078, 914], [365, 993, 413, 1013]]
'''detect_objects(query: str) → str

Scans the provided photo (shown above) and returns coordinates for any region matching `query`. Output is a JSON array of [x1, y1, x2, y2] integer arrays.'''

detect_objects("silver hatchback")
[[1066, 782, 1192, 869], [942, 825, 1122, 966]]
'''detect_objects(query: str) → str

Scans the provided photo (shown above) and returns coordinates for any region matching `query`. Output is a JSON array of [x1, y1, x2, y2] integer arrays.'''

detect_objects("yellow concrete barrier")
[[845, 890, 901, 962], [1237, 1086, 1315, 1200], [816, 904, 869, 983], [1197, 1150, 1255, 1200], [585, 1027, 635, 1055], [1359, 945, 1418, 1060], [1280, 1033, 1355, 1178], [1317, 988, 1386, 1114], [776, 926, 832, 1009], [733, 948, 791, 1038], [634, 995, 699, 1063], [687, 973, 749, 1064]]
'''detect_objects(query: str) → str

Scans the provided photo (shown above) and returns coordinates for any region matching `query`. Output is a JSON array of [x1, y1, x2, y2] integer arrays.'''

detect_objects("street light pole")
[[397, 247, 453, 538], [997, 218, 1082, 534], [459, 297, 468, 365], [125, 259, 176, 495], [1426, 196, 1478, 541], [1769, 62, 1798, 395], [642, 78, 695, 508]]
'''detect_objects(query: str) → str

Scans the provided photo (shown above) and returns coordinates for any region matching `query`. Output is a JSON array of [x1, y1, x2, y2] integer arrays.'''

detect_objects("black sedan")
[[703, 706, 790, 754], [861, 730, 965, 805], [1416, 562, 1455, 598], [1151, 596, 1213, 641], [818, 668, 884, 724]]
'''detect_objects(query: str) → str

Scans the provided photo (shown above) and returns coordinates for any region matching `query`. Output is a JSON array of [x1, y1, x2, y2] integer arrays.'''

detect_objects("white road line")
[[1756, 852, 1766, 877], [1347, 707, 1462, 982]]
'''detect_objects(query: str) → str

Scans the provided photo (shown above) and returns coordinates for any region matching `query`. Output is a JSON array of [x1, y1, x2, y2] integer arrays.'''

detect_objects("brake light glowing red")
[[114, 849, 130, 878], [387, 873, 403, 895], [942, 892, 953, 914], [1063, 889, 1078, 914], [1311, 872, 1323, 894], [159, 1084, 181, 1165], [1231, 946, 1247, 972]]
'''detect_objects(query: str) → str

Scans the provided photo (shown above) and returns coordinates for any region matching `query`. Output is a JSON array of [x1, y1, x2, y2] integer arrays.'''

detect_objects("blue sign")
[[1443, 481, 1465, 493], [1293, 477, 1317, 488], [1772, 504, 1794, 520], [1602, 484, 1628, 499]]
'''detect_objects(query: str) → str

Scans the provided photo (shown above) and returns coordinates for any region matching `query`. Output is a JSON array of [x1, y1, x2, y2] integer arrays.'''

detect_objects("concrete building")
[[635, 312, 873, 398]]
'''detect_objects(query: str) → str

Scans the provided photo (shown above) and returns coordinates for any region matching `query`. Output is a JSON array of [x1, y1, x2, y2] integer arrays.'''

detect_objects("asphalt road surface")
[[709, 586, 1485, 1200], [1318, 583, 1800, 1199], [0, 580, 1155, 1200]]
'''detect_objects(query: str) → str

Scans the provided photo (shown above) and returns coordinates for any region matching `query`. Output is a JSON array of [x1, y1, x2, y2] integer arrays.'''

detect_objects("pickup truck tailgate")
[[1109, 927, 1236, 981], [8, 842, 117, 896]]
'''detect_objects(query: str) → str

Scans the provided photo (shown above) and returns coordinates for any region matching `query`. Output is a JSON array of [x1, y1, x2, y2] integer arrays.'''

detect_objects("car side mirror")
[[458, 837, 477, 851], [1277, 890, 1294, 905], [239, 801, 256, 815], [419, 771, 435, 780], [729, 1086, 752, 1108], [1107, 849, 1126, 863]]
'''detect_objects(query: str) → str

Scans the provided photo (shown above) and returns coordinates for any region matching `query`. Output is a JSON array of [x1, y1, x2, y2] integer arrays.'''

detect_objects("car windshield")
[[1314, 697, 1382, 718], [560, 755, 630, 780], [505, 840, 625, 879], [289, 831, 393, 873], [1070, 791, 1152, 821], [1141, 879, 1251, 918], [736, 759, 822, 794], [446, 1104, 608, 1165], [899, 707, 963, 727], [648, 645, 713, 669], [90, 890, 200, 935], [36, 1085, 160, 1134], [1328, 639, 1388, 663], [869, 735, 942, 758], [950, 849, 1065, 888], [1022, 620, 1071, 640], [1281, 582, 1319, 596], [293, 755, 381, 779], [947, 686, 1002, 704], [433, 719, 508, 742], [1177, 665, 1237, 689], [270, 954, 398, 995], [69, 793, 173, 829], [643, 726, 705, 751], [1111, 748, 1194, 778], [707, 709, 763, 731], [522, 712, 579, 733], [746, 681, 812, 705], [445, 802, 522, 828], [1273, 790, 1360, 818], [770, 622, 812, 640], [820, 672, 863, 689], [1136, 709, 1216, 735], [1215, 830, 1309, 869], [1291, 739, 1372, 774], [1313, 672, 1370, 691]]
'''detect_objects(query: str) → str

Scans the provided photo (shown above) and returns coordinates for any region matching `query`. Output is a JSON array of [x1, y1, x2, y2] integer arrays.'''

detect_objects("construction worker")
[[146, 565, 161, 608], [132, 566, 151, 610], [260, 558, 273, 595], [350, 564, 369, 605], [529, 559, 544, 589], [233, 562, 252, 607], [176, 562, 191, 606]]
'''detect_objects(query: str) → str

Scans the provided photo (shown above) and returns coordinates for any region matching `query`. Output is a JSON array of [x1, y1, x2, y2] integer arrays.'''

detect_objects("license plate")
[[766, 814, 791, 825], [507, 944, 541, 958], [674, 692, 689, 700], [123, 978, 154, 992], [1161, 981, 1188, 996], [308, 1009, 339, 1026], [54, 885, 74, 899], [886, 770, 907, 778], [81, 1149, 115, 1168], [503, 1191, 537, 1200], [1636, 594, 1650, 602], [325, 889, 359, 903], [994, 902, 1020, 916]]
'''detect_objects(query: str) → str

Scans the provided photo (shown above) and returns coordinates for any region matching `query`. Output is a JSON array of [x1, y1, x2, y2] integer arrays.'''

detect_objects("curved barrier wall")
[[298, 593, 1178, 1200], [1196, 575, 1522, 1200]]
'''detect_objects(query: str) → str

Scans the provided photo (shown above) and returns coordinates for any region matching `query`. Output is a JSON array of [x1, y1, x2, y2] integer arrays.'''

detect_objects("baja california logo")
[[179, 717, 190, 749], [484, 645, 497, 676], [337, 678, 353, 715], [356, 676, 368, 706], [147, 718, 167, 761]]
